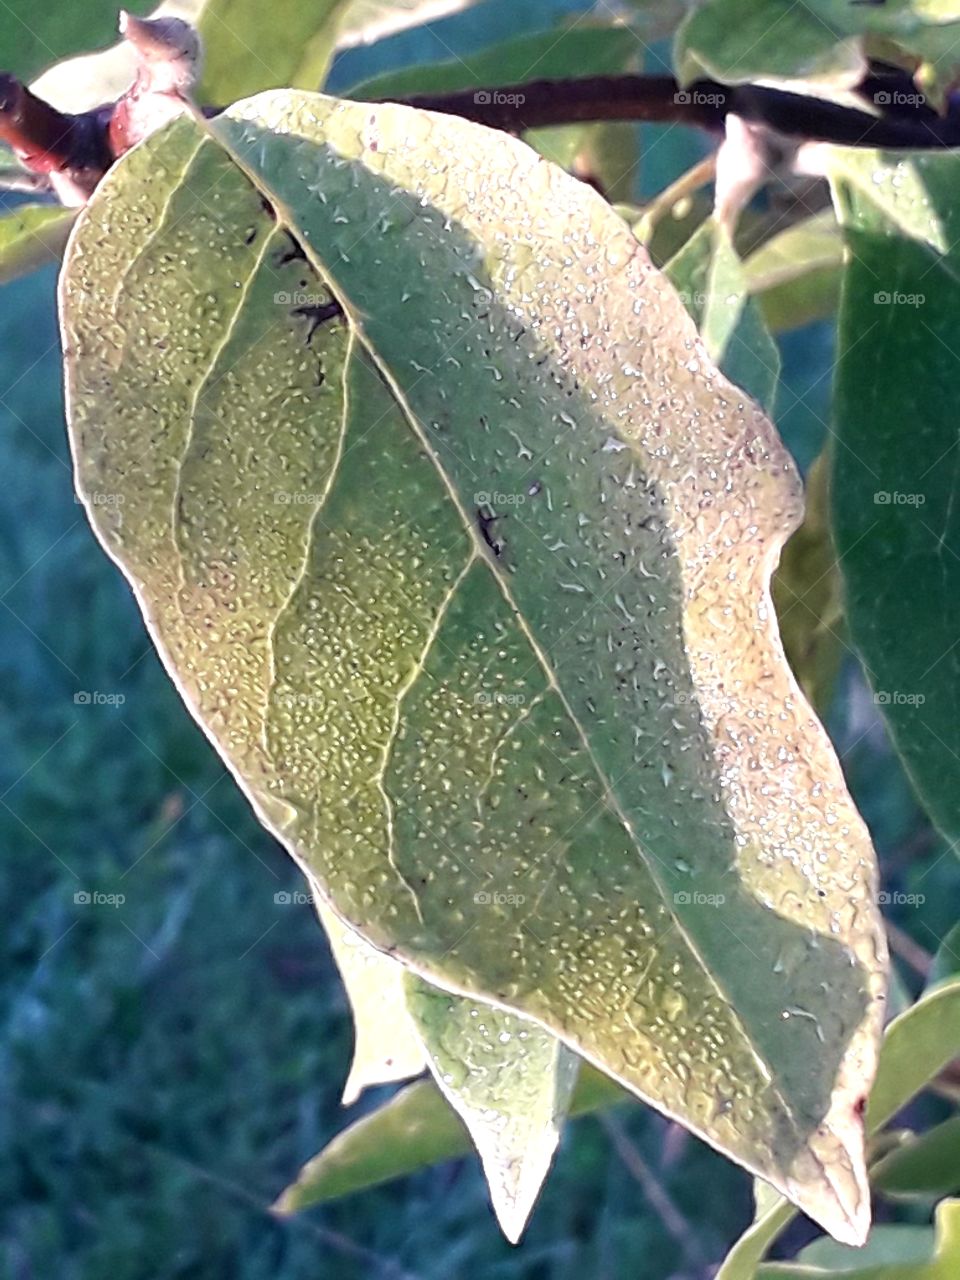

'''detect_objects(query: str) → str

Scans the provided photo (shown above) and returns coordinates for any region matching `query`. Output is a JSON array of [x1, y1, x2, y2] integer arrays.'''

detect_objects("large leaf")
[[60, 91, 886, 1241], [830, 149, 960, 845], [278, 973, 960, 1214], [0, 204, 76, 285], [405, 977, 579, 1240], [313, 896, 426, 1104], [716, 974, 960, 1280], [274, 1063, 624, 1213], [197, 0, 354, 103]]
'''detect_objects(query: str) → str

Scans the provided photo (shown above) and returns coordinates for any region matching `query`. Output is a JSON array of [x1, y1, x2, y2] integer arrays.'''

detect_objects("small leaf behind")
[[405, 978, 578, 1240]]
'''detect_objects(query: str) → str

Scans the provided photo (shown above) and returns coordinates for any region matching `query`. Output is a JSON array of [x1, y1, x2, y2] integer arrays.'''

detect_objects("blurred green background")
[[2, 2, 958, 1277]]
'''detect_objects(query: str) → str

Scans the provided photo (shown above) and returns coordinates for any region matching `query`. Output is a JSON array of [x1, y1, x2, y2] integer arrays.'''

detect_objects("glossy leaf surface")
[[60, 91, 886, 1240]]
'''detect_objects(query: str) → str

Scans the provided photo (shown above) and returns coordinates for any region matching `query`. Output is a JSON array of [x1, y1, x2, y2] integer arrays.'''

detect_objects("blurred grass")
[[2, 2, 958, 1276]]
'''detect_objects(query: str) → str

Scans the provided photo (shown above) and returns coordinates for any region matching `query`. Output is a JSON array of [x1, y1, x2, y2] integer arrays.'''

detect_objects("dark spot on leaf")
[[275, 231, 306, 267], [294, 299, 344, 344], [477, 505, 505, 558]]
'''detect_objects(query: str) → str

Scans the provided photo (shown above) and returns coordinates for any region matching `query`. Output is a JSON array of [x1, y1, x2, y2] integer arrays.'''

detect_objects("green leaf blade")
[[405, 977, 579, 1241], [831, 149, 960, 845], [315, 897, 426, 1104], [61, 93, 887, 1242], [0, 204, 76, 285]]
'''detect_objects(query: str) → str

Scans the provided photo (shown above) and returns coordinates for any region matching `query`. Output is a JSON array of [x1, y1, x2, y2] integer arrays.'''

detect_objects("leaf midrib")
[[159, 110, 819, 1156]]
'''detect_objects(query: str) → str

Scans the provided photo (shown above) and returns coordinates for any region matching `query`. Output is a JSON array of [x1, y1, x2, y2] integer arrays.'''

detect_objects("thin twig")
[[885, 919, 933, 978], [394, 74, 960, 149]]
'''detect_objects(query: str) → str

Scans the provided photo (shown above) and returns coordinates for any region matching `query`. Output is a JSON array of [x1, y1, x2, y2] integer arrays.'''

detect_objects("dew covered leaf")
[[717, 974, 960, 1280], [60, 91, 886, 1242], [830, 149, 960, 845], [313, 896, 425, 1104], [405, 977, 579, 1240], [281, 974, 960, 1224]]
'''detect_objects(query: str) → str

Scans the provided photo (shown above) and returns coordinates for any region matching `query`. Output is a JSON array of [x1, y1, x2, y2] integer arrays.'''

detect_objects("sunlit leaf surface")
[[314, 896, 426, 1103], [60, 91, 886, 1241]]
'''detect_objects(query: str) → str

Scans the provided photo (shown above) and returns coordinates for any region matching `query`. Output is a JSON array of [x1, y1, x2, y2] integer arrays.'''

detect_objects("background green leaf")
[[831, 149, 960, 845], [675, 0, 960, 98], [0, 204, 76, 286], [344, 24, 640, 99], [405, 978, 579, 1240], [772, 454, 844, 717], [872, 1115, 960, 1201], [716, 975, 960, 1280], [2, 0, 156, 83], [743, 210, 843, 335], [197, 0, 354, 103], [666, 217, 780, 412], [757, 1199, 960, 1279]]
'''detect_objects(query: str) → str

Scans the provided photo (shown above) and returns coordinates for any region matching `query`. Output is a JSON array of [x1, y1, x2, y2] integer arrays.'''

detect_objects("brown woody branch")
[[2, 67, 959, 205], [0, 74, 111, 186], [401, 73, 960, 148]]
